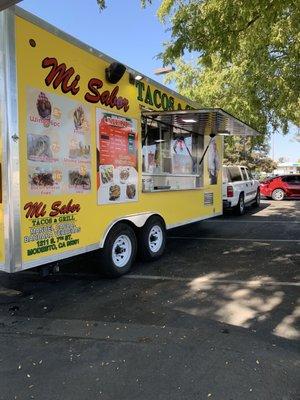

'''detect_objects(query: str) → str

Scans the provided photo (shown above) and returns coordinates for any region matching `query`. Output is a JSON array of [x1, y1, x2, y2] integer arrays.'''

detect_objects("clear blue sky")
[[19, 0, 299, 162]]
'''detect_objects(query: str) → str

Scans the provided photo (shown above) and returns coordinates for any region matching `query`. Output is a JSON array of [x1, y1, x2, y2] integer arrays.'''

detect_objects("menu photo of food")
[[36, 91, 52, 127], [126, 184, 136, 200], [109, 184, 121, 201], [27, 89, 62, 131], [69, 138, 91, 160], [119, 167, 137, 200], [27, 133, 61, 163], [68, 167, 91, 192], [73, 105, 89, 134], [27, 134, 52, 161], [119, 167, 130, 183], [28, 165, 61, 195], [98, 166, 137, 203], [100, 165, 114, 185]]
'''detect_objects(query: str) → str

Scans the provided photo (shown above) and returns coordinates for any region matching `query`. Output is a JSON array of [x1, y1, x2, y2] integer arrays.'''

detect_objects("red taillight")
[[227, 185, 234, 197]]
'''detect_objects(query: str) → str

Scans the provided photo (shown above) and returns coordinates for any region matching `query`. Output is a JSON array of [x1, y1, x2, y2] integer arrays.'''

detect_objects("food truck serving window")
[[141, 115, 204, 191]]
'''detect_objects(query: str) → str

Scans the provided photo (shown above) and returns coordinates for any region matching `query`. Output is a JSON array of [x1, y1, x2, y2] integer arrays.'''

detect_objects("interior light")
[[155, 139, 165, 143], [182, 119, 197, 123], [217, 131, 230, 136]]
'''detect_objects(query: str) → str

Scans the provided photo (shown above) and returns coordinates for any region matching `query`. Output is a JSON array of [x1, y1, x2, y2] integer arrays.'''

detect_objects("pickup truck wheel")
[[99, 223, 137, 277], [234, 194, 245, 215], [138, 216, 166, 261], [252, 189, 260, 207], [272, 188, 285, 201]]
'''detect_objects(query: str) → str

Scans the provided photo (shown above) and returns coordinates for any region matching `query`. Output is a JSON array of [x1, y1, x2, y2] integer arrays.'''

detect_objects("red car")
[[260, 174, 300, 200]]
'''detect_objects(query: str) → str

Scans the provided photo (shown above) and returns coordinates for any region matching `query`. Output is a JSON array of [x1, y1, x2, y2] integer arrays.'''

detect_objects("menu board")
[[26, 87, 91, 195], [96, 109, 138, 204]]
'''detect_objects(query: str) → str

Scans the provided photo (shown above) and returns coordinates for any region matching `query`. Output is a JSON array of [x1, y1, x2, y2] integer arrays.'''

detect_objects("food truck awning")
[[142, 109, 261, 137], [0, 0, 22, 11]]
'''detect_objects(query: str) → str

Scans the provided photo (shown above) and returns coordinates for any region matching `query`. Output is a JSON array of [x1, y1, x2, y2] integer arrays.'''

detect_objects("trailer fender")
[[99, 212, 164, 248]]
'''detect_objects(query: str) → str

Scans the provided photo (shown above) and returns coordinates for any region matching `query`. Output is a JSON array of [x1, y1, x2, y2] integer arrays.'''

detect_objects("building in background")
[[273, 162, 300, 175]]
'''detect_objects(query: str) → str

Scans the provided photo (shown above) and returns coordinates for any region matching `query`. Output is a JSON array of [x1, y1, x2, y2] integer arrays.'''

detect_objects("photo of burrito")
[[28, 134, 53, 161], [69, 170, 91, 190], [36, 92, 52, 127], [126, 184, 136, 199], [109, 185, 120, 201]]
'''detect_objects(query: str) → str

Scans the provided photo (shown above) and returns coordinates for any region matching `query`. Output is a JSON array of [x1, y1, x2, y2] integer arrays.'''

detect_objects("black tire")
[[98, 222, 137, 278], [138, 216, 166, 261], [234, 193, 245, 215], [252, 189, 260, 207], [272, 188, 285, 201]]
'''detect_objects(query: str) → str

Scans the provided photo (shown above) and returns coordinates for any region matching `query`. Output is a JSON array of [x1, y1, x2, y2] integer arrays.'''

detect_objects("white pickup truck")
[[222, 165, 260, 215]]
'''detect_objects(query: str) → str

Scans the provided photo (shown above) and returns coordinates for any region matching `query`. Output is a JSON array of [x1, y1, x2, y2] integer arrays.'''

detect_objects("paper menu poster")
[[26, 87, 91, 195], [96, 109, 138, 204], [171, 136, 193, 174]]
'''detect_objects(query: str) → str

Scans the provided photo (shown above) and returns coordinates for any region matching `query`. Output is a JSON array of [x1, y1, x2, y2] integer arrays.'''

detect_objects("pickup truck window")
[[247, 170, 253, 179], [241, 167, 248, 180], [227, 166, 242, 182]]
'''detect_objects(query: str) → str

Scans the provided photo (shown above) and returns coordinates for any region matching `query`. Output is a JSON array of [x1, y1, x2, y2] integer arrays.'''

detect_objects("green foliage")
[[96, 0, 151, 10], [224, 136, 277, 173], [96, 0, 299, 136], [165, 58, 272, 136], [294, 131, 300, 142], [96, 0, 105, 10], [160, 0, 300, 135]]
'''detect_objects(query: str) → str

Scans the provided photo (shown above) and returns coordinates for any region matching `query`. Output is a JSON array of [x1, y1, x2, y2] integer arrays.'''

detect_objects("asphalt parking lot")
[[0, 199, 299, 400]]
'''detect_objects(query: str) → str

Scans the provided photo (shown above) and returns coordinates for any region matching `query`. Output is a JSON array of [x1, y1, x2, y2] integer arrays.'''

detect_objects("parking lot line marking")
[[124, 275, 300, 287], [168, 236, 300, 243]]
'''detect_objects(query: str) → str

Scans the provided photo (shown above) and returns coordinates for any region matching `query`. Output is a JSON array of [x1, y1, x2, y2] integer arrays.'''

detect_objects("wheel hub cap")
[[112, 235, 132, 268], [148, 225, 163, 253]]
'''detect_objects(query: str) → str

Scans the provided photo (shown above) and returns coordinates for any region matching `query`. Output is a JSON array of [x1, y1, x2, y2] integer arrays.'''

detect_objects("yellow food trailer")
[[0, 6, 258, 276]]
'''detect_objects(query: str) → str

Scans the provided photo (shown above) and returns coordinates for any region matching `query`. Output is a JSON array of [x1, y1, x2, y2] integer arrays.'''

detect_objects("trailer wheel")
[[99, 223, 137, 277], [138, 216, 166, 261]]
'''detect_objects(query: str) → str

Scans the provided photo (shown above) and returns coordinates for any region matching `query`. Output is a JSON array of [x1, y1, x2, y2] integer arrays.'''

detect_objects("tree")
[[278, 156, 287, 163], [160, 0, 300, 135], [97, 0, 150, 10], [98, 0, 299, 136], [224, 136, 277, 173], [294, 130, 300, 142]]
